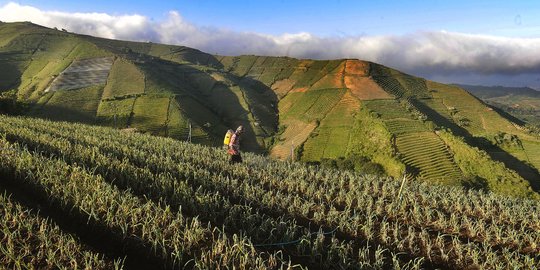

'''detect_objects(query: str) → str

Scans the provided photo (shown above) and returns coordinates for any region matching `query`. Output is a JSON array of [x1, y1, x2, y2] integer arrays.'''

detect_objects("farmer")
[[228, 125, 244, 164]]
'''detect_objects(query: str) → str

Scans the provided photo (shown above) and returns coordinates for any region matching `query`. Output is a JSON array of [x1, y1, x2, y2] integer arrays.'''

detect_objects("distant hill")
[[459, 84, 540, 128], [458, 84, 540, 99], [1, 21, 540, 197]]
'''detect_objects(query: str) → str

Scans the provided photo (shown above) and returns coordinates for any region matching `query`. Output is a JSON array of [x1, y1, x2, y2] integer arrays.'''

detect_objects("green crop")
[[0, 114, 539, 269]]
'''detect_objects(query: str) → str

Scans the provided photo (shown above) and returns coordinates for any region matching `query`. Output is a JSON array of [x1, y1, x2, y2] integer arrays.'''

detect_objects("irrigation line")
[[394, 174, 409, 213], [252, 228, 338, 248]]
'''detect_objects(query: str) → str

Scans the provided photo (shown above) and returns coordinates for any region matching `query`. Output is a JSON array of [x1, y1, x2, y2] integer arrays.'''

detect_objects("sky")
[[1, 0, 540, 89]]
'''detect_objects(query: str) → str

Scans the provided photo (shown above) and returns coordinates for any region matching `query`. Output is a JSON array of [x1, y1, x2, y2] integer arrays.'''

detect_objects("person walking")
[[228, 125, 244, 164]]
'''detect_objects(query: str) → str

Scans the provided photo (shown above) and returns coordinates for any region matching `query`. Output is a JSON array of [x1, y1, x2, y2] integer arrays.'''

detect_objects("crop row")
[[384, 119, 427, 135], [1, 116, 539, 268], [0, 138, 289, 269], [363, 100, 411, 120], [0, 118, 414, 269], [6, 115, 538, 235], [396, 132, 462, 180], [372, 76, 406, 98], [394, 75, 430, 99], [0, 192, 122, 269]]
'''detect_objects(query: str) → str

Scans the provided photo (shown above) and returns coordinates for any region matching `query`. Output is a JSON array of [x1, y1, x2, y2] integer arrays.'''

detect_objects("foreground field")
[[0, 115, 539, 269]]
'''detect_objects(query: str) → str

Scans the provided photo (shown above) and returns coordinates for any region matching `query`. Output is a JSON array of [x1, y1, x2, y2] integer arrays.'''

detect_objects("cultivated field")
[[0, 115, 539, 269]]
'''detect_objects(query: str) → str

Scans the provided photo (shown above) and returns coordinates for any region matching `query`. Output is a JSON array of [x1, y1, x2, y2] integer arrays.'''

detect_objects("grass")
[[280, 88, 346, 122], [96, 97, 137, 128], [301, 91, 357, 161], [102, 58, 145, 98], [131, 96, 171, 135], [438, 130, 538, 199], [347, 105, 406, 177], [33, 85, 104, 123]]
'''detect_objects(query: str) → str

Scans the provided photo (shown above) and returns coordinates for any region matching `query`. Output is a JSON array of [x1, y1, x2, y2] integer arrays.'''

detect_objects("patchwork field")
[[46, 57, 114, 92], [2, 22, 540, 190]]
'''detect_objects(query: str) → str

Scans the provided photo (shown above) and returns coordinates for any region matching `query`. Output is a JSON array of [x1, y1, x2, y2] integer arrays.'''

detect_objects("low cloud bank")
[[2, 2, 539, 88]]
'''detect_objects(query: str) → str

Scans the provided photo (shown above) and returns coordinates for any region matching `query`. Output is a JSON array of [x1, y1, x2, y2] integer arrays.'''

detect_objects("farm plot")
[[428, 81, 519, 136], [46, 57, 114, 92], [280, 88, 346, 122], [0, 193, 121, 269], [96, 97, 137, 128], [1, 115, 539, 269], [396, 132, 462, 183], [372, 75, 406, 98], [301, 91, 359, 161], [35, 85, 104, 123], [309, 61, 345, 90], [395, 74, 431, 98], [270, 119, 318, 160], [417, 98, 453, 120], [345, 76, 393, 100], [385, 119, 427, 134], [131, 96, 171, 135], [522, 140, 540, 172], [102, 58, 144, 98], [363, 99, 412, 120]]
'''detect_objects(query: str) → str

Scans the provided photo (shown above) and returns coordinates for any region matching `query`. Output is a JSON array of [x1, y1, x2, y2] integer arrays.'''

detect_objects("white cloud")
[[2, 2, 540, 87]]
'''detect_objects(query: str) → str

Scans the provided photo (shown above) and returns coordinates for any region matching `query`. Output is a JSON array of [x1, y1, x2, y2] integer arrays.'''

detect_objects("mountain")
[[459, 84, 540, 128], [1, 22, 540, 197]]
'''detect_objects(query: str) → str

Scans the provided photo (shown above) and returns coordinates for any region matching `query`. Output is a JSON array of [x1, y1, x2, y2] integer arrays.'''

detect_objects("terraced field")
[[395, 75, 431, 98], [371, 75, 406, 98], [385, 119, 426, 134], [46, 57, 114, 92], [363, 100, 462, 182], [301, 91, 359, 161], [397, 132, 462, 182], [363, 100, 411, 120]]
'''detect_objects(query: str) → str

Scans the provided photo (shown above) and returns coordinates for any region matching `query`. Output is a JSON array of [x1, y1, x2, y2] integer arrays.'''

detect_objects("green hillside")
[[1, 22, 540, 196], [460, 84, 540, 128]]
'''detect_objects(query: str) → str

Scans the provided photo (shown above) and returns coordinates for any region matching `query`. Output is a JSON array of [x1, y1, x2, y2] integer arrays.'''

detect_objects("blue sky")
[[6, 0, 540, 37], [2, 1, 540, 88]]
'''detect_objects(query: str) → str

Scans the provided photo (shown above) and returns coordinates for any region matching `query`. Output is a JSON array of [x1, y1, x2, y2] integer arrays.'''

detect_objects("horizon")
[[1, 1, 540, 89]]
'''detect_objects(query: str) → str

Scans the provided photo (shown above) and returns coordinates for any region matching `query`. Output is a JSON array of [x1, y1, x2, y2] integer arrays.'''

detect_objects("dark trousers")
[[229, 154, 242, 164]]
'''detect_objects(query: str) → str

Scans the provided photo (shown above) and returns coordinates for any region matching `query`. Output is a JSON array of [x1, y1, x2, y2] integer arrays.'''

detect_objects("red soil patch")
[[345, 76, 393, 100], [345, 60, 369, 76]]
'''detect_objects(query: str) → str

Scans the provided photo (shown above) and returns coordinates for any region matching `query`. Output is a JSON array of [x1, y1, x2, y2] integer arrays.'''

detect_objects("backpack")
[[223, 129, 234, 146]]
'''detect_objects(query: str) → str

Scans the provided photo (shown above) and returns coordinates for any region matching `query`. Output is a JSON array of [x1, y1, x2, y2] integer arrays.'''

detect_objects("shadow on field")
[[136, 54, 278, 153], [413, 99, 540, 191], [0, 172, 164, 270], [0, 53, 22, 91]]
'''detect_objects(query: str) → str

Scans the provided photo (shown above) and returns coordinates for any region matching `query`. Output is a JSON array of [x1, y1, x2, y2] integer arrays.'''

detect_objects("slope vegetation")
[[0, 115, 539, 269], [1, 22, 540, 194]]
